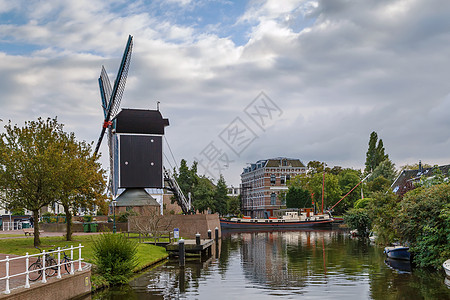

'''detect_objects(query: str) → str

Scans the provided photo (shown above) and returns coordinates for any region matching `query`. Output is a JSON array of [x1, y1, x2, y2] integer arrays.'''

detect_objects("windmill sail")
[[94, 35, 133, 155]]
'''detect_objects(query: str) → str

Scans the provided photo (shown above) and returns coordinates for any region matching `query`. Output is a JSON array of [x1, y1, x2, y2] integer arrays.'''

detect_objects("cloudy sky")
[[1, 0, 450, 186]]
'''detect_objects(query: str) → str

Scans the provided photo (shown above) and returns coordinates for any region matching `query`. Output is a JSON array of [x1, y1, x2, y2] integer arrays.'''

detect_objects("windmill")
[[94, 35, 191, 214], [94, 35, 133, 196]]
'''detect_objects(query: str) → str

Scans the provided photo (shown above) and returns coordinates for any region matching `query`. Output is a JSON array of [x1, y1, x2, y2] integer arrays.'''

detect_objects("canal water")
[[92, 229, 450, 299]]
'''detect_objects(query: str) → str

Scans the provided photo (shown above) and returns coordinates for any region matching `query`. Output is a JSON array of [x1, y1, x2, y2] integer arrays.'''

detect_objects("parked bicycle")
[[60, 246, 73, 274], [28, 247, 57, 281]]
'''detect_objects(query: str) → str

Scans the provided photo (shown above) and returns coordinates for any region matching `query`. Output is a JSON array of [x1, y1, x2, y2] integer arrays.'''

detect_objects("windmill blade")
[[99, 66, 112, 119], [109, 34, 133, 119], [94, 35, 133, 155]]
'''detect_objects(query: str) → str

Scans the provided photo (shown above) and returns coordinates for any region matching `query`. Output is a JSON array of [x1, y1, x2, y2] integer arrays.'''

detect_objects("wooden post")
[[179, 239, 185, 267], [215, 227, 219, 241], [196, 233, 201, 246], [208, 229, 212, 239]]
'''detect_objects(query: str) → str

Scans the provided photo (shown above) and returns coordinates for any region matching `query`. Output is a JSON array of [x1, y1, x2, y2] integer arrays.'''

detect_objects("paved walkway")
[[0, 230, 102, 239]]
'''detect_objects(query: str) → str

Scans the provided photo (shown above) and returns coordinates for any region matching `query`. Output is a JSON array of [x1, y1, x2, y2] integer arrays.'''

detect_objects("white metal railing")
[[2, 221, 23, 231], [0, 244, 84, 294]]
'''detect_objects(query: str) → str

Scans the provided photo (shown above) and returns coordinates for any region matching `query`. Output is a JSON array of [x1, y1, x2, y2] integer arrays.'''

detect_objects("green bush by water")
[[93, 233, 138, 285]]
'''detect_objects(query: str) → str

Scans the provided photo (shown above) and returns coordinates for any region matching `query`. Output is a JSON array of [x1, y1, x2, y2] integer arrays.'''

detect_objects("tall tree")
[[192, 176, 214, 213], [365, 131, 378, 174], [0, 118, 66, 246], [174, 159, 198, 205], [57, 131, 107, 241], [371, 159, 397, 183], [375, 139, 388, 166], [212, 174, 229, 216]]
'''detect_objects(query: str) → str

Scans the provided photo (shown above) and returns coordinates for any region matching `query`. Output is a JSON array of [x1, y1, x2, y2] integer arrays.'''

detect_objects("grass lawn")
[[0, 234, 25, 238], [0, 234, 168, 269], [0, 234, 169, 290]]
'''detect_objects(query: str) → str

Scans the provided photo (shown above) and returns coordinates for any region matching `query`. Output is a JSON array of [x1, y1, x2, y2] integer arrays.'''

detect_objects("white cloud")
[[1, 0, 450, 185]]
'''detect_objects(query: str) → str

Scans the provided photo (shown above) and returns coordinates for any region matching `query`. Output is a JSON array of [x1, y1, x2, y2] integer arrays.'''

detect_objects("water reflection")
[[93, 230, 450, 300]]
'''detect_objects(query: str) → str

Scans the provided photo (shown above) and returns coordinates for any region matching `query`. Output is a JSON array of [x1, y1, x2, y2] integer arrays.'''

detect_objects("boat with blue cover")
[[384, 246, 411, 261]]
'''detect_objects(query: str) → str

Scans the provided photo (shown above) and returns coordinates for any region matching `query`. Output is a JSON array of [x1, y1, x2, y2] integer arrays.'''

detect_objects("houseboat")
[[220, 211, 334, 230]]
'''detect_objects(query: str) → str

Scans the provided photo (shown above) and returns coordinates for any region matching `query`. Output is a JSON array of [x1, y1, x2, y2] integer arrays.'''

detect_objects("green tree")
[[365, 131, 378, 174], [226, 196, 241, 216], [365, 131, 389, 175], [371, 159, 397, 183], [306, 161, 330, 174], [343, 208, 372, 237], [174, 159, 198, 200], [367, 175, 391, 193], [310, 172, 342, 212], [0, 118, 67, 246], [192, 176, 214, 213], [57, 131, 107, 241], [212, 174, 229, 215], [337, 169, 361, 213], [375, 139, 388, 167], [366, 191, 400, 244], [395, 184, 450, 268], [286, 186, 312, 208]]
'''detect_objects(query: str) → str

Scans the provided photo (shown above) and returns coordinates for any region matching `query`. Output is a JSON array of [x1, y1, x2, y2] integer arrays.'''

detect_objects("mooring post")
[[208, 229, 212, 239], [179, 239, 185, 267], [196, 233, 201, 246], [215, 227, 219, 241]]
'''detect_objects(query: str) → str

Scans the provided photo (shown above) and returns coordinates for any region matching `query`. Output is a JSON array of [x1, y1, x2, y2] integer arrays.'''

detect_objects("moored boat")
[[443, 259, 450, 277], [384, 246, 411, 261], [220, 211, 334, 230]]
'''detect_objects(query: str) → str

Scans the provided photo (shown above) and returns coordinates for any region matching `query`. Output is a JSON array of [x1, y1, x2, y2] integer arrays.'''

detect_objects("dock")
[[165, 239, 214, 255]]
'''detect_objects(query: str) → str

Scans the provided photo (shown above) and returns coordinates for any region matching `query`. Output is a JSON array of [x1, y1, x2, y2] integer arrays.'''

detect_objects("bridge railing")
[[0, 244, 85, 294]]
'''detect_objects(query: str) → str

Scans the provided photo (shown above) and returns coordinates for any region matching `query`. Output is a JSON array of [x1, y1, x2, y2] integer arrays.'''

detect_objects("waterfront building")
[[391, 161, 450, 197], [240, 157, 307, 218]]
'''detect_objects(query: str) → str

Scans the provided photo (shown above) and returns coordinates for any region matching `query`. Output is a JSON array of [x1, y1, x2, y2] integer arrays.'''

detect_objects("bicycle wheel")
[[45, 257, 57, 277], [62, 257, 72, 274], [28, 262, 42, 281]]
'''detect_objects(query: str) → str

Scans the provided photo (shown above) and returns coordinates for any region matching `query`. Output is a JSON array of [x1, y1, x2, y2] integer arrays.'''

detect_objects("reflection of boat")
[[220, 211, 334, 229], [443, 259, 450, 277], [384, 246, 411, 261], [385, 258, 412, 273]]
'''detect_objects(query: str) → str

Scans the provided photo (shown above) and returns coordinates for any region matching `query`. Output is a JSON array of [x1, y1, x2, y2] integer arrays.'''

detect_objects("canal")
[[92, 229, 450, 299]]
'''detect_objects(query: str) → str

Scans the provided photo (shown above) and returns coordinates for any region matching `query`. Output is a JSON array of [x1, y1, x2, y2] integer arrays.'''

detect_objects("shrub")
[[92, 233, 138, 285], [354, 198, 372, 209], [344, 208, 372, 237]]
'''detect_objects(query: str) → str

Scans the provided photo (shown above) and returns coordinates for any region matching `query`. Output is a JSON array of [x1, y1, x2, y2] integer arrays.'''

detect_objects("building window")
[[280, 175, 286, 185], [270, 174, 276, 185], [271, 193, 277, 205], [286, 174, 291, 183]]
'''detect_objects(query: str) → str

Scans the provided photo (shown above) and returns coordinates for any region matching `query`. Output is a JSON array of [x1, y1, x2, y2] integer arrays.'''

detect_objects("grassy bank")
[[0, 234, 169, 290]]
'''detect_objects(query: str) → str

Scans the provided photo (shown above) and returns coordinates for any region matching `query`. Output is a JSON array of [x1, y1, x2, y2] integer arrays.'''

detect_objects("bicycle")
[[60, 246, 73, 274], [28, 247, 58, 281]]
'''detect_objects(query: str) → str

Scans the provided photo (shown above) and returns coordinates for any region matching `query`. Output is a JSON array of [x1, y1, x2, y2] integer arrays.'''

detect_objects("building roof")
[[115, 188, 160, 207], [391, 164, 450, 195], [242, 157, 305, 174], [114, 109, 169, 135]]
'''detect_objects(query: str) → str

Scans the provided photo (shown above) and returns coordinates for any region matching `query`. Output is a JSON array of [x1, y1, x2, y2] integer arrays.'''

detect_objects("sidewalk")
[[0, 230, 102, 239]]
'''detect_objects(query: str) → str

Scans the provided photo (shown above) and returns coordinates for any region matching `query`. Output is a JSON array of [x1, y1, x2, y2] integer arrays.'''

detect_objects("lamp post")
[[112, 200, 117, 234]]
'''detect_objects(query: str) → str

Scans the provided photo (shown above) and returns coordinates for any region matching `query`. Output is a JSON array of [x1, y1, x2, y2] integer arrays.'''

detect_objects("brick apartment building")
[[240, 157, 307, 218]]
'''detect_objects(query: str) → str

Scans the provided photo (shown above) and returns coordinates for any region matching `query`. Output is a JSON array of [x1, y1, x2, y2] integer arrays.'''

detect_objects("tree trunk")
[[32, 209, 41, 247], [64, 205, 72, 241]]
